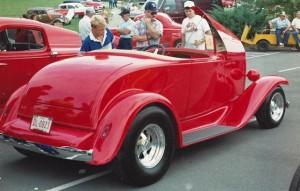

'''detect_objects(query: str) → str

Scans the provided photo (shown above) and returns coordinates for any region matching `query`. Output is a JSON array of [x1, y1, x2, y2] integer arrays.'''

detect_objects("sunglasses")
[[151, 11, 157, 15]]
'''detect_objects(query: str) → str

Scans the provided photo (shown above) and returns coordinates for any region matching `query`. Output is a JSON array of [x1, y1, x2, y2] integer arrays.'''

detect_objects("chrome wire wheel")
[[270, 92, 285, 122], [135, 124, 166, 169]]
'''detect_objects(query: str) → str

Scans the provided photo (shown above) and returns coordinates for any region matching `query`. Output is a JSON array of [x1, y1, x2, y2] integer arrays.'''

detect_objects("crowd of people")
[[78, 1, 300, 52], [269, 11, 300, 48], [78, 1, 212, 52]]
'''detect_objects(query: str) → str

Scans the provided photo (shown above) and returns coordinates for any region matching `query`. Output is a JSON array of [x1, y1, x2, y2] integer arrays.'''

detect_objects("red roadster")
[[0, 17, 81, 112], [0, 8, 288, 186]]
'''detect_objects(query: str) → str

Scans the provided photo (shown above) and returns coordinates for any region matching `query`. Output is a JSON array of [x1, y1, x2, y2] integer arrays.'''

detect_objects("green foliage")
[[254, 0, 300, 19], [210, 4, 268, 37]]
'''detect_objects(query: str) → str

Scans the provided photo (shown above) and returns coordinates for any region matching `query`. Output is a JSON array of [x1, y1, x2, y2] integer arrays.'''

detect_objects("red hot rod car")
[[0, 17, 81, 112], [0, 8, 288, 186]]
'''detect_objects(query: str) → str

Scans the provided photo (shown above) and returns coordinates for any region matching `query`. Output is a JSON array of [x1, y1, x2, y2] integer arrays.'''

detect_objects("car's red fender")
[[221, 76, 288, 128], [0, 85, 27, 129], [90, 91, 181, 165]]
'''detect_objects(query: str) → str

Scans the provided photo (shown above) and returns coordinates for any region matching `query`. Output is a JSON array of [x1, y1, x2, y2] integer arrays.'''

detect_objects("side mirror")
[[247, 69, 260, 82]]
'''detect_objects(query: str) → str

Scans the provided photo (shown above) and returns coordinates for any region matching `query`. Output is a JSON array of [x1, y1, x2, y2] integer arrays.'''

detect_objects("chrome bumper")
[[0, 133, 93, 162]]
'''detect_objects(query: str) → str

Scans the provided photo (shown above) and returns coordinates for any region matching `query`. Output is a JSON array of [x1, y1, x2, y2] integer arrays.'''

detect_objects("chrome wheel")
[[270, 92, 285, 122], [135, 124, 166, 169]]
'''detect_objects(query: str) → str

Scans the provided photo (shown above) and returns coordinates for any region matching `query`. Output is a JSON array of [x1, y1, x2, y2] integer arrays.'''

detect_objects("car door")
[[0, 26, 54, 107], [185, 24, 232, 118]]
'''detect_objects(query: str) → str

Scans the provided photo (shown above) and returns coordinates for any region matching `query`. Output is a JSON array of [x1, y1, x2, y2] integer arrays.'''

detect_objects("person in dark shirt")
[[80, 15, 114, 52]]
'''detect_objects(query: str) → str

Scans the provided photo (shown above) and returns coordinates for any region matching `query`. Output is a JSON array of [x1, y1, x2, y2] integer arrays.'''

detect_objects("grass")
[[0, 0, 81, 32]]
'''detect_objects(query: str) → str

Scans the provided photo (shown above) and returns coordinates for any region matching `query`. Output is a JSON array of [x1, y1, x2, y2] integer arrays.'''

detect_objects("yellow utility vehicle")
[[241, 25, 300, 51]]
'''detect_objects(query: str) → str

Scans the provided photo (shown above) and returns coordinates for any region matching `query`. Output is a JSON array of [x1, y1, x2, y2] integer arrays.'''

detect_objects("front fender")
[[221, 76, 288, 127], [89, 92, 180, 165]]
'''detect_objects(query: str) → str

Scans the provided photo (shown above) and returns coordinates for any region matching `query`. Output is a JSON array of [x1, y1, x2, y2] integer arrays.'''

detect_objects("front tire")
[[290, 165, 300, 191], [256, 87, 286, 129], [115, 106, 176, 186]]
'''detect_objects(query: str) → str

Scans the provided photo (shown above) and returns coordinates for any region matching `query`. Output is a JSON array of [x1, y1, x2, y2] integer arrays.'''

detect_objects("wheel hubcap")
[[135, 124, 166, 169], [270, 92, 285, 122]]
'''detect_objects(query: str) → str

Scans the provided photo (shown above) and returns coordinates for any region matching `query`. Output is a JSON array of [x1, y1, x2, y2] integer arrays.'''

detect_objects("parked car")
[[57, 3, 88, 18], [241, 25, 300, 51], [63, 0, 84, 3], [142, 0, 236, 23], [112, 12, 182, 48], [81, 0, 104, 13], [0, 17, 81, 112], [0, 8, 288, 186], [22, 7, 70, 26]]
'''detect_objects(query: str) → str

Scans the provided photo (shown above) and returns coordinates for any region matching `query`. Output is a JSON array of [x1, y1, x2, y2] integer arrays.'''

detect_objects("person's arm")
[[283, 19, 291, 33], [181, 33, 185, 47], [117, 23, 131, 35], [132, 21, 148, 42], [269, 18, 276, 28], [144, 18, 162, 39]]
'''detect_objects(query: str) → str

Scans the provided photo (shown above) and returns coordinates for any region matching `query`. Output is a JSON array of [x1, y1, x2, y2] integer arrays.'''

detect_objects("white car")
[[58, 3, 90, 17]]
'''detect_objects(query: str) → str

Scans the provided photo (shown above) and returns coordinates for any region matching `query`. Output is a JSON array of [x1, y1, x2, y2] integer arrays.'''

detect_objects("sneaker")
[[279, 42, 284, 47]]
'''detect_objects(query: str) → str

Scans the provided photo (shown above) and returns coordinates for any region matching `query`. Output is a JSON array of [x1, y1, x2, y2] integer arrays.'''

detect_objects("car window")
[[60, 5, 67, 9], [68, 5, 75, 9], [0, 28, 45, 52]]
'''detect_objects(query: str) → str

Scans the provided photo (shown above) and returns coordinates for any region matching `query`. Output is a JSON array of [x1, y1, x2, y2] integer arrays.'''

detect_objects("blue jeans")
[[292, 31, 300, 45], [275, 28, 290, 46], [118, 38, 132, 50]]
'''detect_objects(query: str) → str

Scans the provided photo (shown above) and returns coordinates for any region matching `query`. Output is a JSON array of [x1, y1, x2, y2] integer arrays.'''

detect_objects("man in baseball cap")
[[133, 1, 163, 49], [181, 0, 211, 50], [184, 0, 195, 9]]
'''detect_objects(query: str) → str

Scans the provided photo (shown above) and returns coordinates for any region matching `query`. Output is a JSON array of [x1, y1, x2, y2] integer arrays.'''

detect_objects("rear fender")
[[0, 85, 26, 130], [222, 76, 288, 127], [90, 92, 181, 165]]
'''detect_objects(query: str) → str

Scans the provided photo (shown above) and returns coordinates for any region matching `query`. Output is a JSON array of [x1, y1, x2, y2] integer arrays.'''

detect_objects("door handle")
[[0, 63, 7, 67], [51, 51, 59, 57]]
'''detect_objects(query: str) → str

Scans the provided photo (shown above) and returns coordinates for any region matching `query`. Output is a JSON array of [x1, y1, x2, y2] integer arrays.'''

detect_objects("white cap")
[[279, 11, 286, 16], [184, 1, 195, 8]]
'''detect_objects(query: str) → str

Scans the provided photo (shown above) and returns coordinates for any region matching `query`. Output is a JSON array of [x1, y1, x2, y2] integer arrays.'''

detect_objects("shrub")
[[210, 4, 268, 38]]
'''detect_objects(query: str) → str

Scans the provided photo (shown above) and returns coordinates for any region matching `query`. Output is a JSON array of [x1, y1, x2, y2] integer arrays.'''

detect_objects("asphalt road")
[[1, 51, 300, 191]]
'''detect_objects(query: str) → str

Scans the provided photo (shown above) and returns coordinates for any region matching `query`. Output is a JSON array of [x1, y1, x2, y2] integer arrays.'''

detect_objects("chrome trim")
[[183, 125, 238, 146], [0, 133, 93, 162]]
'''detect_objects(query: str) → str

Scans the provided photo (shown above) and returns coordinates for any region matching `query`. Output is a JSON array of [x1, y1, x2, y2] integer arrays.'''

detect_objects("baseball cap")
[[119, 8, 130, 16], [184, 1, 195, 8], [145, 1, 157, 12]]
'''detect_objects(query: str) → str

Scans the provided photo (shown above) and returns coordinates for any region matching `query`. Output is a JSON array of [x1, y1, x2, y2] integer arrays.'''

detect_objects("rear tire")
[[257, 40, 270, 52], [256, 87, 286, 129], [115, 106, 176, 186]]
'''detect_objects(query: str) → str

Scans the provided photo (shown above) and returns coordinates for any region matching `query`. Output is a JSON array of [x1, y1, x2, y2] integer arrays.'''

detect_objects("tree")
[[210, 2, 268, 37]]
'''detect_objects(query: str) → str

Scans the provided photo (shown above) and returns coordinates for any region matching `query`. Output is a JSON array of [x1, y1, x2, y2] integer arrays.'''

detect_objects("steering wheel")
[[141, 44, 166, 55]]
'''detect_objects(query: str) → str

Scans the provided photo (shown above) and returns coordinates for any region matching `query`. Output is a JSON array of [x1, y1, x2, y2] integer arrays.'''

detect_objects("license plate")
[[30, 115, 52, 133]]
